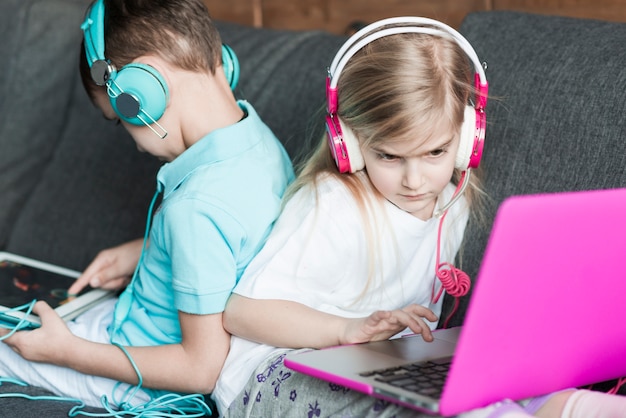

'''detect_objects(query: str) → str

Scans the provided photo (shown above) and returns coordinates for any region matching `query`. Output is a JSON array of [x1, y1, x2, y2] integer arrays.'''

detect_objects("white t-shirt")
[[212, 175, 469, 412]]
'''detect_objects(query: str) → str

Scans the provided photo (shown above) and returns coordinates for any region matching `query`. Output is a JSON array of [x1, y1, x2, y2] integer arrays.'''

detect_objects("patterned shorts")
[[223, 350, 434, 418]]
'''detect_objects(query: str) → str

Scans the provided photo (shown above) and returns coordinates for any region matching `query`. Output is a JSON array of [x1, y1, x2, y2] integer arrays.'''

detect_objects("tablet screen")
[[0, 258, 83, 310]]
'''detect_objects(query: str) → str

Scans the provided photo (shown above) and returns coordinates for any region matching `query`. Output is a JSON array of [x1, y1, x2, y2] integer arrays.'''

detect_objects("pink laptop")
[[284, 188, 626, 416]]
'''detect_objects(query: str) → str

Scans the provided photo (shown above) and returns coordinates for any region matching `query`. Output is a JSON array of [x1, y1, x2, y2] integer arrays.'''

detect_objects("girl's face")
[[361, 129, 459, 220]]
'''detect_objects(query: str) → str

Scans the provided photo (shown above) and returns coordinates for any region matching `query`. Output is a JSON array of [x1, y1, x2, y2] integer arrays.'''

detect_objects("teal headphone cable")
[[0, 187, 215, 416], [0, 303, 215, 416], [109, 187, 160, 340], [100, 187, 215, 416], [0, 300, 38, 335], [0, 377, 213, 417]]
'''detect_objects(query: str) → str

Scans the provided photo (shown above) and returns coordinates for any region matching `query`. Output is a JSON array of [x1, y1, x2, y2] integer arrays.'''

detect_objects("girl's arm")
[[1, 301, 229, 394], [224, 294, 437, 349]]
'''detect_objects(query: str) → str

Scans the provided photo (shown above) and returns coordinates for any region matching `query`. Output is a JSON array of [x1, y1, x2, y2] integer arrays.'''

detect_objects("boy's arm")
[[69, 310, 229, 393], [1, 301, 229, 394], [122, 310, 230, 393], [68, 238, 144, 295], [223, 294, 437, 349]]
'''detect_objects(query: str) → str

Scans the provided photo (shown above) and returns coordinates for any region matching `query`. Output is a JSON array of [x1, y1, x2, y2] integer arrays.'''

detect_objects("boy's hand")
[[68, 238, 144, 295], [342, 304, 438, 345], [0, 301, 76, 365]]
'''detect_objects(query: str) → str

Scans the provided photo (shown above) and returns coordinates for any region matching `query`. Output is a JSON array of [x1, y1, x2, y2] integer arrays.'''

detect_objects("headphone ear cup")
[[456, 106, 479, 169], [339, 119, 365, 173], [325, 115, 365, 173], [325, 114, 350, 173], [110, 63, 169, 126], [221, 44, 240, 90]]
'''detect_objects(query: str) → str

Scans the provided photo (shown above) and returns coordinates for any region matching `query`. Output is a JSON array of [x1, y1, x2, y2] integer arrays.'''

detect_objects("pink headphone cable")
[[607, 377, 626, 394], [431, 171, 471, 328]]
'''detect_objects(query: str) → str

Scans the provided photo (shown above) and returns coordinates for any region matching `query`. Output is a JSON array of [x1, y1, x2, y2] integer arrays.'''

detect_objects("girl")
[[213, 17, 626, 418]]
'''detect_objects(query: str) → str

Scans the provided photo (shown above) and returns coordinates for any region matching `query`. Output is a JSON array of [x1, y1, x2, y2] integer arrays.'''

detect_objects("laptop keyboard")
[[359, 357, 452, 398]]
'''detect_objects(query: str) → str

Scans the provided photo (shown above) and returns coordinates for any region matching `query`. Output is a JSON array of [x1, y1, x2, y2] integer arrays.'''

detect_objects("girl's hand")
[[68, 238, 144, 295], [342, 304, 438, 344], [0, 301, 76, 365]]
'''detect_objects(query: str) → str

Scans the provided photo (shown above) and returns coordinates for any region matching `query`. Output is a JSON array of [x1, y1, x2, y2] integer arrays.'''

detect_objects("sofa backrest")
[[1, 0, 345, 270], [216, 22, 346, 164], [441, 11, 626, 325], [0, 0, 92, 250]]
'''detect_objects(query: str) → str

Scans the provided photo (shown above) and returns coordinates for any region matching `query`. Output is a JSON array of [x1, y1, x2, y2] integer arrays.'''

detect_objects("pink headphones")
[[325, 17, 489, 175]]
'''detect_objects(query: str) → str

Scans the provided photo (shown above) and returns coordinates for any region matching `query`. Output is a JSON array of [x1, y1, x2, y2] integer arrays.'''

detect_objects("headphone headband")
[[325, 16, 488, 176], [80, 0, 239, 138], [82, 0, 116, 86], [82, 0, 105, 64], [329, 17, 486, 82], [327, 17, 488, 113]]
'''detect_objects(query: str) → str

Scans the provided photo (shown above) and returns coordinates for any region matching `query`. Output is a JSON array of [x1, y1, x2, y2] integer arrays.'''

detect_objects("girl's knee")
[[533, 390, 575, 418]]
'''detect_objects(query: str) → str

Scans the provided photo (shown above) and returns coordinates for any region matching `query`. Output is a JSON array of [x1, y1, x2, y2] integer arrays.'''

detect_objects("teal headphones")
[[81, 0, 240, 131]]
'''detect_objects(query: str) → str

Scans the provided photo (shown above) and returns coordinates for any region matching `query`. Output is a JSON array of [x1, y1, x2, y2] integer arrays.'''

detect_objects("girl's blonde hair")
[[290, 31, 484, 211]]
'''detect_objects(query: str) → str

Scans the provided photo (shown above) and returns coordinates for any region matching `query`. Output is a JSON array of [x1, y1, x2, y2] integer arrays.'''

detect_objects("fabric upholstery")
[[0, 0, 89, 249], [0, 1, 625, 414], [441, 11, 626, 326]]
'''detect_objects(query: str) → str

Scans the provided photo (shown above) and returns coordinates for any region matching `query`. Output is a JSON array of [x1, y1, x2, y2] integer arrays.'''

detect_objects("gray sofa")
[[1, 0, 625, 416]]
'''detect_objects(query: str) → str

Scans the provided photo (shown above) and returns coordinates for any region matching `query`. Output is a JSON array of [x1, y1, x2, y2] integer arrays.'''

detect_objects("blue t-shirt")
[[110, 101, 294, 346]]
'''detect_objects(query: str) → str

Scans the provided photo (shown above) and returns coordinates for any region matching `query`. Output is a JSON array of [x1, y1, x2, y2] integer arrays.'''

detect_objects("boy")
[[0, 0, 294, 413]]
